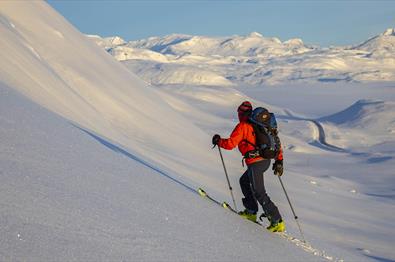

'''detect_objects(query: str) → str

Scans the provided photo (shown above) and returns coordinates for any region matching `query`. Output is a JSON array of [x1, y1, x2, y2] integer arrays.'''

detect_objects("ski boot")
[[266, 219, 286, 232], [238, 209, 257, 222]]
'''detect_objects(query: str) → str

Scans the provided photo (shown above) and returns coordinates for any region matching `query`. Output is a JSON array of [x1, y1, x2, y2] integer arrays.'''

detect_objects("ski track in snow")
[[278, 233, 343, 262], [309, 120, 345, 152], [283, 109, 345, 153]]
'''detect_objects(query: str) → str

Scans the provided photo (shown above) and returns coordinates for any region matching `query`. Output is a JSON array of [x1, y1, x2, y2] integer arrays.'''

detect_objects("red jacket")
[[218, 121, 283, 165]]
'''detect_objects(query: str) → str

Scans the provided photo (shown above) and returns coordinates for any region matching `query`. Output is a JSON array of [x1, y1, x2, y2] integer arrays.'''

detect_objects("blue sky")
[[48, 1, 395, 47]]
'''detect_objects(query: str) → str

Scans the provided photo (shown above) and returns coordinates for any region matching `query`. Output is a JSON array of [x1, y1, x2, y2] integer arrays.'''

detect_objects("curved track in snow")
[[283, 110, 345, 153], [309, 120, 345, 152]]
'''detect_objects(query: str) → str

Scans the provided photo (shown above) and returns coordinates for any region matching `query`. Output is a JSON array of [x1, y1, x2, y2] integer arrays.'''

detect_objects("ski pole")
[[217, 146, 238, 212], [277, 175, 306, 243]]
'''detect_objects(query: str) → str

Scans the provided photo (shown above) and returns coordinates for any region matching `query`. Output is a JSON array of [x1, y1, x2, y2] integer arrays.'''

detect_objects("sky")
[[48, 0, 395, 47]]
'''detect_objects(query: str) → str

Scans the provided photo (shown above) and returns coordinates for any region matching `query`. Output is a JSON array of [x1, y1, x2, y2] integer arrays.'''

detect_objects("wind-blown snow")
[[1, 1, 395, 261]]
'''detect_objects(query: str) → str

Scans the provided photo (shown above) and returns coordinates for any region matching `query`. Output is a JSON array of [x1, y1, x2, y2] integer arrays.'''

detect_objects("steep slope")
[[0, 1, 230, 194]]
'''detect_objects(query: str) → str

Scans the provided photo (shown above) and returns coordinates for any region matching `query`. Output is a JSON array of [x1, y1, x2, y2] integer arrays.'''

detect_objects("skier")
[[212, 101, 285, 232]]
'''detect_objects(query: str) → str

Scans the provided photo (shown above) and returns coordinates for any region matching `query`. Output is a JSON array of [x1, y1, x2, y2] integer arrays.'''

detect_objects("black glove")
[[272, 160, 283, 176], [212, 134, 220, 146]]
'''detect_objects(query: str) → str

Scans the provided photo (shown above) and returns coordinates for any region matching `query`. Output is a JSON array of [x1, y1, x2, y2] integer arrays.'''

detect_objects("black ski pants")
[[239, 159, 282, 222]]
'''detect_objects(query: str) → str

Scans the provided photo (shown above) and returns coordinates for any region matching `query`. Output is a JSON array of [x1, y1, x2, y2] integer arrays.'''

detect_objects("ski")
[[197, 188, 234, 211], [197, 188, 258, 224]]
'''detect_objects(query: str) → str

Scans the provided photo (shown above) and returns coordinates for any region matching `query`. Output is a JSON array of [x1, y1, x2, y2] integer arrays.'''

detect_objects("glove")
[[212, 134, 221, 146], [272, 160, 283, 176]]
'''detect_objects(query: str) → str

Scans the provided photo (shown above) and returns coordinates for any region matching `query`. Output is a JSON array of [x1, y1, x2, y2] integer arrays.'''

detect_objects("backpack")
[[247, 107, 281, 159]]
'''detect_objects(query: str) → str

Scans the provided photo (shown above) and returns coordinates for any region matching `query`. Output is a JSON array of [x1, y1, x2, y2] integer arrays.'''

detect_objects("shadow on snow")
[[73, 125, 196, 193]]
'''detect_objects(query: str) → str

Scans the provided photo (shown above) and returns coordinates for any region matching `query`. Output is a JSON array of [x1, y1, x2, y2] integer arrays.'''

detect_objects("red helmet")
[[237, 101, 252, 121], [238, 101, 252, 113]]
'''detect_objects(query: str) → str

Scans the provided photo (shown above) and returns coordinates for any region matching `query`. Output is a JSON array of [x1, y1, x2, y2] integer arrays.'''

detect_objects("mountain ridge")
[[89, 28, 395, 86]]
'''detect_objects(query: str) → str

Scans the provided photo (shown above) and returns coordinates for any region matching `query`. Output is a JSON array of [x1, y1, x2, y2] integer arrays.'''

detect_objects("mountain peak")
[[382, 28, 395, 36], [248, 32, 263, 38], [284, 38, 304, 46], [105, 36, 125, 45]]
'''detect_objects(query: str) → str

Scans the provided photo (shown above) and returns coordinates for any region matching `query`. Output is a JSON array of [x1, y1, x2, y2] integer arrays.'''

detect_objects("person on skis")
[[212, 101, 285, 232]]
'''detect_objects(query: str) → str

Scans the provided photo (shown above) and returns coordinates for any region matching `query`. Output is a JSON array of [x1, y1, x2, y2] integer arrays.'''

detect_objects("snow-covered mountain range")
[[88, 29, 395, 86]]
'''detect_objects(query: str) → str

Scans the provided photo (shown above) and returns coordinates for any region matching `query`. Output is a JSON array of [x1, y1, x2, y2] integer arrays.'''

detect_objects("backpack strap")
[[242, 139, 256, 149], [242, 139, 260, 160]]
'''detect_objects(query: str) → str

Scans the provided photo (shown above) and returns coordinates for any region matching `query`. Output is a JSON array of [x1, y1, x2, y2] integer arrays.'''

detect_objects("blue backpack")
[[248, 107, 281, 159]]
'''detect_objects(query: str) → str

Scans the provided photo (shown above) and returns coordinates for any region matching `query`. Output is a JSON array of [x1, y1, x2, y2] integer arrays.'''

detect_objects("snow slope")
[[0, 84, 321, 261], [92, 29, 395, 85], [320, 99, 395, 130], [0, 0, 232, 196], [318, 99, 395, 171]]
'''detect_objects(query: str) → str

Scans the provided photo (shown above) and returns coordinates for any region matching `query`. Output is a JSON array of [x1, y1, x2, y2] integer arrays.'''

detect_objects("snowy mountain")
[[1, 1, 395, 261], [87, 34, 126, 49], [127, 32, 312, 58], [91, 29, 395, 85], [352, 28, 395, 58]]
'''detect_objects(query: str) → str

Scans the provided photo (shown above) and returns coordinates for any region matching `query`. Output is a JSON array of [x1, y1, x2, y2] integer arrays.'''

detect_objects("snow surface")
[[0, 82, 324, 261], [1, 1, 395, 261]]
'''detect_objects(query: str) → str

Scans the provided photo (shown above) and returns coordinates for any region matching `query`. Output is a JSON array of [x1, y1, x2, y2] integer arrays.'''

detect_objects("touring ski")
[[197, 188, 259, 224], [197, 188, 236, 212]]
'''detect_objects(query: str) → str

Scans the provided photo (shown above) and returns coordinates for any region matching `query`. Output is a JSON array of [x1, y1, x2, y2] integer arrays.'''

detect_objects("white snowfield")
[[90, 27, 395, 86], [1, 1, 394, 262]]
